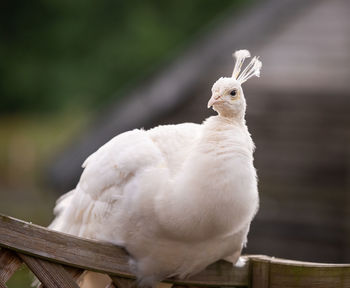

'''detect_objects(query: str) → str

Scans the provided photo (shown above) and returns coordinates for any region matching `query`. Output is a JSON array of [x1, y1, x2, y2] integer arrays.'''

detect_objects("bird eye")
[[230, 90, 237, 97]]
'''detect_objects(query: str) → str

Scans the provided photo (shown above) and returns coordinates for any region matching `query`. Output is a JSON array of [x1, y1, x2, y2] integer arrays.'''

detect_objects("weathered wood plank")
[[19, 254, 79, 288], [38, 266, 84, 288], [0, 214, 250, 286], [0, 214, 133, 278], [251, 256, 350, 288], [165, 260, 249, 287], [0, 249, 22, 285], [269, 258, 350, 288], [64, 266, 84, 282], [250, 256, 270, 288]]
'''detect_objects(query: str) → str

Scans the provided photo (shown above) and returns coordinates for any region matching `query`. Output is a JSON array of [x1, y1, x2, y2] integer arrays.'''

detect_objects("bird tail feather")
[[48, 189, 76, 231]]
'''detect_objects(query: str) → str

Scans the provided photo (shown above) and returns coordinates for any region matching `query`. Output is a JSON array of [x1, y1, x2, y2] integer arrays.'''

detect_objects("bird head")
[[208, 50, 262, 119]]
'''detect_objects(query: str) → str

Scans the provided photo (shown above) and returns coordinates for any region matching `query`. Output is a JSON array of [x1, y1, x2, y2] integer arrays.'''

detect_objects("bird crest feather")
[[232, 49, 262, 84]]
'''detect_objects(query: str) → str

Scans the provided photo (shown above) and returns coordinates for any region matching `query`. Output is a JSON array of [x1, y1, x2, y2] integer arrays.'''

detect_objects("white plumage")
[[50, 50, 261, 287]]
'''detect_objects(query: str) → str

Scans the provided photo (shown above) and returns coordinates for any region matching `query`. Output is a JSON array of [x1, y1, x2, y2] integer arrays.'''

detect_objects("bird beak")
[[207, 93, 221, 108]]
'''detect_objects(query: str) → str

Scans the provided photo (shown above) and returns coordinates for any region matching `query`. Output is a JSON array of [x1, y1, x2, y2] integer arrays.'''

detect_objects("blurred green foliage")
[[6, 265, 33, 288], [0, 0, 242, 114]]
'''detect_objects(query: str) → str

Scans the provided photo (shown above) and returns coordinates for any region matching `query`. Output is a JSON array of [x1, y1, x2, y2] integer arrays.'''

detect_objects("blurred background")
[[1, 0, 349, 286]]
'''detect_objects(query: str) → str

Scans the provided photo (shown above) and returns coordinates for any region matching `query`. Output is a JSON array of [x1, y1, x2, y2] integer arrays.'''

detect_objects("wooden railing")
[[1, 214, 350, 288]]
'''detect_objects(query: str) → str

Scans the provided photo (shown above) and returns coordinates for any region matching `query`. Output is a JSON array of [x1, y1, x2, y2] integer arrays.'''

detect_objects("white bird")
[[49, 49, 261, 287]]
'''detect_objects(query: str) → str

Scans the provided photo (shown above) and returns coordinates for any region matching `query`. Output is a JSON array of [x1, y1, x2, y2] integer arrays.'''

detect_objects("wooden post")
[[250, 255, 271, 288]]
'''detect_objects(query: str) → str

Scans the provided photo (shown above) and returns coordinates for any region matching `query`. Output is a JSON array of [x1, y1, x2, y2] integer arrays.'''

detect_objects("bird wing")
[[147, 122, 201, 176], [49, 123, 201, 239]]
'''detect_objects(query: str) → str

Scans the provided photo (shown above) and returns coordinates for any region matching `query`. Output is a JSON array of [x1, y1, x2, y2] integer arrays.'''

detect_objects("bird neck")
[[207, 114, 246, 128], [197, 115, 253, 162], [200, 115, 249, 145], [217, 109, 246, 122]]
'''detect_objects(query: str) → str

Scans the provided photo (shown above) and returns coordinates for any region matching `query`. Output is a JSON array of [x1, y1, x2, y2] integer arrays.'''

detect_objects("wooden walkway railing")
[[1, 214, 350, 288]]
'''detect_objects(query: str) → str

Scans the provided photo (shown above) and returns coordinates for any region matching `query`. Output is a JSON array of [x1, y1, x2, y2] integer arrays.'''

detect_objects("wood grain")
[[19, 254, 79, 288], [165, 260, 249, 287], [64, 266, 84, 282], [0, 249, 22, 285], [269, 258, 350, 288], [251, 255, 350, 288], [250, 255, 270, 288], [0, 214, 133, 278]]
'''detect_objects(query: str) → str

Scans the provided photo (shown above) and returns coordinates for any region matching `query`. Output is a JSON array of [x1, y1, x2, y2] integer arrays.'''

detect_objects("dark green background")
[[0, 0, 243, 114]]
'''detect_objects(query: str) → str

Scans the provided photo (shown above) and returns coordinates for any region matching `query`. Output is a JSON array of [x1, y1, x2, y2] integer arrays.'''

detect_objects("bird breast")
[[154, 117, 258, 241]]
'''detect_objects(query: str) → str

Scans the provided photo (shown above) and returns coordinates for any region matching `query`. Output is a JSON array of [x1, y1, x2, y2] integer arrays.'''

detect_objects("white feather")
[[232, 49, 251, 79]]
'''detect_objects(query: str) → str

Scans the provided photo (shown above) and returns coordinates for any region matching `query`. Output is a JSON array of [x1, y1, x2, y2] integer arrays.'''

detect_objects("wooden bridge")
[[1, 214, 350, 288]]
